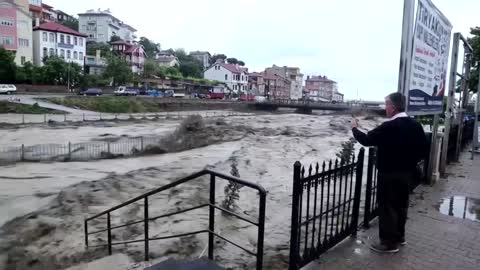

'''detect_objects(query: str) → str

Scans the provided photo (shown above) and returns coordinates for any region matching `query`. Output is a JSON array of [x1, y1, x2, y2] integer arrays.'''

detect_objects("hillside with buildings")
[[1, 0, 344, 102]]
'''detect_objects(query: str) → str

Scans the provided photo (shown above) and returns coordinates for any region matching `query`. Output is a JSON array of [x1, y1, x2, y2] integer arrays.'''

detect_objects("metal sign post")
[[397, 0, 415, 97], [439, 33, 460, 175], [472, 66, 480, 160]]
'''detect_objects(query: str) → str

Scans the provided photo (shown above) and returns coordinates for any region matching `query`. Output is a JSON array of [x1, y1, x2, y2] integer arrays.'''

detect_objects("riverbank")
[[0, 101, 59, 114], [47, 97, 250, 113]]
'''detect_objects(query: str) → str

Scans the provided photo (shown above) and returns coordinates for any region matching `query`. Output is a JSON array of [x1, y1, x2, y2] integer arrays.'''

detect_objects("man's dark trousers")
[[377, 171, 411, 245]]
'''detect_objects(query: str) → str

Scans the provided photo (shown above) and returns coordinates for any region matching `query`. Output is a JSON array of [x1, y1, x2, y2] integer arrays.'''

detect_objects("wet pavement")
[[304, 153, 480, 270], [436, 196, 480, 222]]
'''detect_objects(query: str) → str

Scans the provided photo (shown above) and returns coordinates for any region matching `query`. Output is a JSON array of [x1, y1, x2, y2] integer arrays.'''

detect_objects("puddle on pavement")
[[436, 196, 480, 222]]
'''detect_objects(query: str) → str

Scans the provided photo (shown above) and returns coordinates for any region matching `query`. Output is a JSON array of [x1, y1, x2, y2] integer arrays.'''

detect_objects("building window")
[[79, 38, 83, 46], [60, 49, 65, 59], [60, 34, 65, 44], [225, 74, 228, 80], [98, 34, 104, 39], [79, 52, 84, 60], [43, 32, 48, 42], [18, 38, 29, 47], [49, 48, 54, 56], [74, 51, 78, 59], [21, 56, 26, 65], [17, 20, 29, 29], [67, 35, 71, 44], [241, 75, 243, 81], [0, 17, 14, 27], [67, 50, 71, 59], [74, 37, 78, 46], [43, 47, 48, 57], [49, 33, 54, 43]]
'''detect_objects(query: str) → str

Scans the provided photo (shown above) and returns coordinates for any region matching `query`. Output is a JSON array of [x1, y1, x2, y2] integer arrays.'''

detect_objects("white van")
[[0, 84, 17, 94]]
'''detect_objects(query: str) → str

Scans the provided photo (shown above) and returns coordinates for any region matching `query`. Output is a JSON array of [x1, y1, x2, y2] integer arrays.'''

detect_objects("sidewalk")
[[304, 153, 480, 270]]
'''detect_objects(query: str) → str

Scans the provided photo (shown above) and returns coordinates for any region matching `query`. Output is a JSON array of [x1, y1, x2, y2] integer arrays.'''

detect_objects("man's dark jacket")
[[352, 116, 429, 173]]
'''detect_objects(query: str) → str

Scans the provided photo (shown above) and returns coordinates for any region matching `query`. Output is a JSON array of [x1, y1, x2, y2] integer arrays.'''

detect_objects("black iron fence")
[[84, 169, 266, 270], [362, 148, 379, 229], [289, 148, 365, 270]]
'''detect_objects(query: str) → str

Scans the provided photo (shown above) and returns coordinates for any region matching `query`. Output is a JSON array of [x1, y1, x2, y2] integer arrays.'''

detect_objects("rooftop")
[[307, 75, 337, 83], [78, 9, 137, 32], [33, 21, 87, 37], [221, 63, 248, 74]]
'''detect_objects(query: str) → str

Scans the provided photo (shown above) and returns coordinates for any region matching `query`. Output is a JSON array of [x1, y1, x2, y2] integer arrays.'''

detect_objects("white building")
[[155, 51, 179, 67], [265, 65, 304, 100], [78, 9, 137, 43], [15, 7, 33, 65], [204, 63, 249, 93], [189, 51, 210, 69], [32, 21, 87, 67]]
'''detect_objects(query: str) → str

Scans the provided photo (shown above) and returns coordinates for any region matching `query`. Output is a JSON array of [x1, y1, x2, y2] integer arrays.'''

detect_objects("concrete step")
[[145, 258, 223, 270]]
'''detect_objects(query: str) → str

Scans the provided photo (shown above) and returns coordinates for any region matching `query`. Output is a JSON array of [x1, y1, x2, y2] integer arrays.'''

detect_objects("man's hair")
[[386, 92, 406, 112]]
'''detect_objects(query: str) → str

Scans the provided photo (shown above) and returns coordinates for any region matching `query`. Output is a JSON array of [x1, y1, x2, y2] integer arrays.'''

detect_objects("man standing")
[[351, 92, 428, 253]]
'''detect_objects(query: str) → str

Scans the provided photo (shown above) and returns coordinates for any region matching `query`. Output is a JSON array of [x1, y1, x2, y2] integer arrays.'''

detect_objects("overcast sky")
[[47, 0, 480, 100]]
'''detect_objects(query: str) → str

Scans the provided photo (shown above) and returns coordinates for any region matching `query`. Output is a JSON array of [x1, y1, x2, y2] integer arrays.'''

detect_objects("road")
[[0, 94, 96, 114]]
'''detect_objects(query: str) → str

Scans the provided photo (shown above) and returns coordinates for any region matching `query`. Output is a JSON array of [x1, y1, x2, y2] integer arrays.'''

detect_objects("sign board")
[[407, 0, 453, 114]]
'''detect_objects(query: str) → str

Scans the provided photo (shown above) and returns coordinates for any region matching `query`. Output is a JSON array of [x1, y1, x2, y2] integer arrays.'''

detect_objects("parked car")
[[146, 89, 164, 97], [207, 92, 225, 99], [164, 90, 174, 98], [173, 93, 186, 98], [114, 86, 138, 96], [0, 84, 17, 95], [79, 88, 103, 96], [239, 94, 255, 102], [254, 96, 267, 103]]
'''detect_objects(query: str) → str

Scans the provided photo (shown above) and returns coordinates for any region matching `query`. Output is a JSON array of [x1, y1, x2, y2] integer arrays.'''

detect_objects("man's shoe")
[[369, 242, 399, 253], [398, 238, 407, 246]]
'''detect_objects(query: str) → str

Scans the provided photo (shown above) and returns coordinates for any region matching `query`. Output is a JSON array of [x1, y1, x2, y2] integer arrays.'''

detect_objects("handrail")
[[84, 169, 266, 270], [85, 169, 266, 221]]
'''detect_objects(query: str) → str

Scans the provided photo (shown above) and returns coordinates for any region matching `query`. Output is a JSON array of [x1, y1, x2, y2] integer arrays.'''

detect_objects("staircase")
[[145, 258, 223, 270], [84, 169, 267, 270]]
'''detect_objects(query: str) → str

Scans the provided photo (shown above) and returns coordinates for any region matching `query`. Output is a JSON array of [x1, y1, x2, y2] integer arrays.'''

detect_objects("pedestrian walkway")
[[304, 153, 480, 270]]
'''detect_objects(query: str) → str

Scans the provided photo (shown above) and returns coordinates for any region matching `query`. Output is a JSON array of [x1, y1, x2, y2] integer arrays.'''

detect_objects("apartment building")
[[111, 40, 146, 74], [78, 9, 137, 43], [265, 65, 304, 100], [33, 21, 87, 66], [305, 75, 344, 102]]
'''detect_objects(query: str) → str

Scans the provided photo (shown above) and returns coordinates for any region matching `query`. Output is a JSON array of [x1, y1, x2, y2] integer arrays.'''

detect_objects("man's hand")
[[351, 118, 359, 129]]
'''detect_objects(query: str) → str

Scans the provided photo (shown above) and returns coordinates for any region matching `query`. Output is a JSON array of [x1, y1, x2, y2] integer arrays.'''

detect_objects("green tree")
[[468, 27, 480, 93], [226, 57, 238, 64], [86, 41, 111, 56], [42, 56, 83, 87], [110, 35, 122, 43], [175, 48, 203, 78], [0, 47, 16, 83], [16, 62, 34, 83], [143, 58, 159, 78], [60, 19, 79, 31], [238, 60, 245, 66], [139, 37, 160, 58], [209, 53, 227, 65], [103, 54, 133, 86]]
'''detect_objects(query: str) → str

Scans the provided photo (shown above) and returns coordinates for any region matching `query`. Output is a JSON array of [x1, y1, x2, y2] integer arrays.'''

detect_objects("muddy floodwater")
[[0, 112, 381, 270]]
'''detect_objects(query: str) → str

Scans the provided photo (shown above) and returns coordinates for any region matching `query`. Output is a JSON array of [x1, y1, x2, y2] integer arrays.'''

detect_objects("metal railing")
[[362, 148, 379, 229], [0, 111, 251, 125], [0, 136, 160, 164], [84, 169, 266, 270], [288, 148, 365, 270]]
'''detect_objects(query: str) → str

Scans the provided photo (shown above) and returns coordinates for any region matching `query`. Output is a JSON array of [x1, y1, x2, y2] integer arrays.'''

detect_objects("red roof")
[[33, 21, 88, 37], [221, 63, 248, 74]]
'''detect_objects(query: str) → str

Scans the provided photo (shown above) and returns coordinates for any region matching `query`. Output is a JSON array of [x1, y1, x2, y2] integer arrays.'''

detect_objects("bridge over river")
[[252, 99, 385, 114]]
